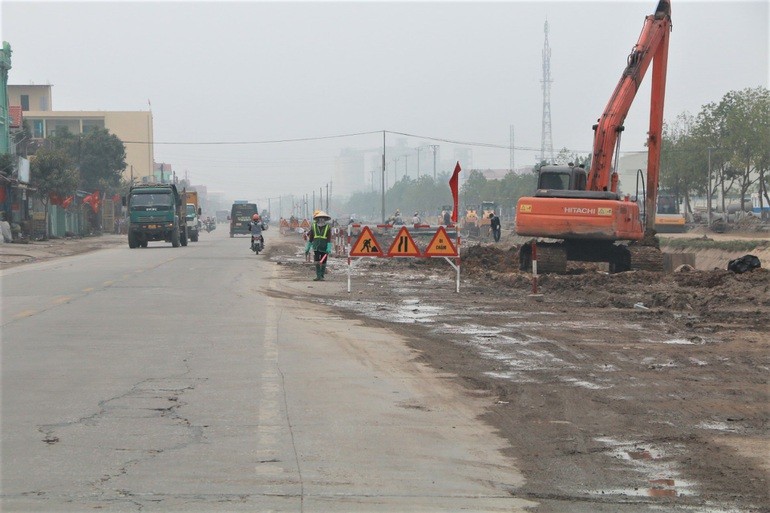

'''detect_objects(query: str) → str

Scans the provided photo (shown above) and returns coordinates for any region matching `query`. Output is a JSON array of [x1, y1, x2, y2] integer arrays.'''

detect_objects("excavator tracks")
[[627, 244, 664, 272], [519, 240, 663, 274], [519, 241, 568, 274]]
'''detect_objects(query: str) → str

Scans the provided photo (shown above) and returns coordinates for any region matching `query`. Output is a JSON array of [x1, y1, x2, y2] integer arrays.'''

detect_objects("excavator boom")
[[588, 0, 671, 202]]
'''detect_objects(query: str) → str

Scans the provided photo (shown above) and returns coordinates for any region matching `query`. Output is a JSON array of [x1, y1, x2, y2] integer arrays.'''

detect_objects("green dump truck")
[[124, 184, 188, 248]]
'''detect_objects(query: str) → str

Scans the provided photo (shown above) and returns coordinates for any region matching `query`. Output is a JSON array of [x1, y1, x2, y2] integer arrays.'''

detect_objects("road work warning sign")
[[423, 226, 458, 256], [349, 226, 383, 256], [387, 227, 422, 257]]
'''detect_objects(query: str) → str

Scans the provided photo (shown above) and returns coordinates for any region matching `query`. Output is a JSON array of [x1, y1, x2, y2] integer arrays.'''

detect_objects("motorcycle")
[[251, 235, 264, 255], [205, 220, 216, 233]]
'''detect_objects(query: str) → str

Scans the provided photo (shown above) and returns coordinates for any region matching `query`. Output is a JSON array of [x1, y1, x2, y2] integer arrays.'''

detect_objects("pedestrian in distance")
[[412, 211, 421, 225], [0, 212, 13, 243], [305, 210, 333, 281], [489, 212, 501, 242], [443, 210, 451, 225]]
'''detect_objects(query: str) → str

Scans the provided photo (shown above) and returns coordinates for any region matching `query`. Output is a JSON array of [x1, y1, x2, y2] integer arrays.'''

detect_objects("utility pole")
[[429, 145, 439, 180], [707, 147, 713, 229], [404, 155, 409, 179], [416, 147, 422, 178], [540, 19, 555, 165], [509, 125, 515, 172], [381, 131, 386, 223], [326, 183, 329, 212]]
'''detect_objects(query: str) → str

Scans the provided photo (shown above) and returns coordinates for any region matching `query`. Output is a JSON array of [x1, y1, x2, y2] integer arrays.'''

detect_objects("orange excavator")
[[516, 0, 671, 273]]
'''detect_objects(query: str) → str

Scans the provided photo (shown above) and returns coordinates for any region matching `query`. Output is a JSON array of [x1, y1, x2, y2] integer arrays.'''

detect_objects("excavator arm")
[[587, 0, 672, 234]]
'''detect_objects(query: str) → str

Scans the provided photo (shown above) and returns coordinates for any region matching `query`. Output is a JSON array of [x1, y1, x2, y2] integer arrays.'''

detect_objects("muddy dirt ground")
[[268, 233, 769, 513]]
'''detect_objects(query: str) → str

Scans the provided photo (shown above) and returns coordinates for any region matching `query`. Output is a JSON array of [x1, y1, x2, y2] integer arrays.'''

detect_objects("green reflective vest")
[[311, 223, 330, 251]]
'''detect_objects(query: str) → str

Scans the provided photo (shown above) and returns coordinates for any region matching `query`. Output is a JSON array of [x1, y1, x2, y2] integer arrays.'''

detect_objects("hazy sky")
[[3, 1, 768, 202]]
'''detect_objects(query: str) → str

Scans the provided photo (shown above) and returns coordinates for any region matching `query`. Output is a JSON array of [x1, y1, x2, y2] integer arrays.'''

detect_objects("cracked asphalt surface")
[[1, 228, 532, 512]]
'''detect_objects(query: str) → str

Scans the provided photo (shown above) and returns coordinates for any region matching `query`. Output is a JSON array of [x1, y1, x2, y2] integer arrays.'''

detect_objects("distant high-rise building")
[[333, 148, 365, 197]]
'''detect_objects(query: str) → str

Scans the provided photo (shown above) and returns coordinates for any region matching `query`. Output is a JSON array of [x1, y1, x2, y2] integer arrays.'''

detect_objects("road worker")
[[489, 212, 501, 242], [305, 210, 333, 281]]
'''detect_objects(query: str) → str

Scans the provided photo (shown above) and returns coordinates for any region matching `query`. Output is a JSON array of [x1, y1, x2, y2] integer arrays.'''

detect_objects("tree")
[[461, 170, 488, 207], [47, 127, 127, 193], [720, 87, 767, 212], [13, 120, 33, 158], [660, 112, 705, 214], [30, 148, 79, 239], [553, 147, 590, 168]]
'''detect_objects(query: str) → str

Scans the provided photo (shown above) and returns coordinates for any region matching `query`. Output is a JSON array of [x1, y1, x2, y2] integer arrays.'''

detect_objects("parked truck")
[[186, 190, 201, 242], [124, 183, 188, 248]]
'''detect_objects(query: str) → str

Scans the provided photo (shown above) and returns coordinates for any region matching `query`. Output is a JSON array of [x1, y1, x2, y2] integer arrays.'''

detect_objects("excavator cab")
[[537, 165, 587, 191]]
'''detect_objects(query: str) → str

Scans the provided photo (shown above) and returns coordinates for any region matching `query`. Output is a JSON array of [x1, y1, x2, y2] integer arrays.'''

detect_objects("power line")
[[127, 127, 661, 157], [123, 130, 382, 145], [385, 130, 516, 150]]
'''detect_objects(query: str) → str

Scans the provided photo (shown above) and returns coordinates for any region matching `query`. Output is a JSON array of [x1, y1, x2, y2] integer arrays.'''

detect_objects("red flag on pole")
[[449, 161, 461, 223]]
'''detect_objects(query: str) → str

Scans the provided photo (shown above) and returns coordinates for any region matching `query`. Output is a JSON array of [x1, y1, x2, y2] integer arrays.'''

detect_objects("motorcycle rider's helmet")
[[252, 214, 260, 221]]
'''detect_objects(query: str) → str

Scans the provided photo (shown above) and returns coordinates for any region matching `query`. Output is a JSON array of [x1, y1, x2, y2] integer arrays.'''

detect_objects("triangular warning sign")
[[387, 226, 422, 257], [349, 226, 383, 257], [423, 226, 458, 256]]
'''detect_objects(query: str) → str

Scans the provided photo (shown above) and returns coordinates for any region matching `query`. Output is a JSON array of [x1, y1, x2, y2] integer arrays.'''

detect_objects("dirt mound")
[[461, 244, 519, 273]]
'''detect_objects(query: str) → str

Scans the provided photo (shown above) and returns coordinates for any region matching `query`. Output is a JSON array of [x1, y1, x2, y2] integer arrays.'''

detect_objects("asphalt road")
[[1, 227, 532, 512]]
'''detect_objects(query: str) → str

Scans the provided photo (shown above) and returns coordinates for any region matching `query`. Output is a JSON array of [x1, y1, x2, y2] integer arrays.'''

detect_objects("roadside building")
[[7, 84, 155, 183]]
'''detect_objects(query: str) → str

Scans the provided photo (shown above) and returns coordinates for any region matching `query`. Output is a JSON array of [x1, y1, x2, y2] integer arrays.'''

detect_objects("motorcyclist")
[[249, 214, 266, 250], [304, 210, 333, 281]]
